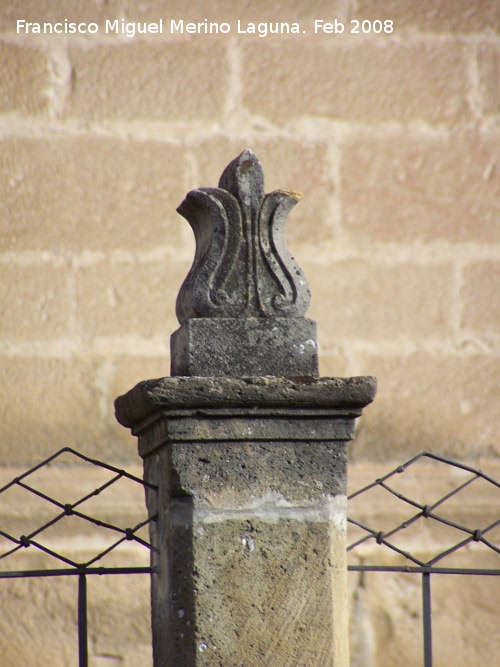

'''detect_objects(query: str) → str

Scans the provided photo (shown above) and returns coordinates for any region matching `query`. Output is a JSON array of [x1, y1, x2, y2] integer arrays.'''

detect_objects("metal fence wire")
[[346, 450, 500, 667], [0, 447, 158, 667]]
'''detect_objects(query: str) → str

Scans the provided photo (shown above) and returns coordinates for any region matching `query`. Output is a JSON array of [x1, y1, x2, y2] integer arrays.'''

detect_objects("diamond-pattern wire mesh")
[[0, 447, 158, 575], [0, 448, 498, 667], [347, 450, 500, 572]]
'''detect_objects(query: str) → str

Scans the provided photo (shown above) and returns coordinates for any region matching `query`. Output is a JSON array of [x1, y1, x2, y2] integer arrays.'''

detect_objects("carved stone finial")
[[171, 150, 318, 377], [175, 150, 311, 323]]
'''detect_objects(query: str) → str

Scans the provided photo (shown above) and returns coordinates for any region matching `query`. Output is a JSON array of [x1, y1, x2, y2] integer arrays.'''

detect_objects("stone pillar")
[[115, 151, 376, 667]]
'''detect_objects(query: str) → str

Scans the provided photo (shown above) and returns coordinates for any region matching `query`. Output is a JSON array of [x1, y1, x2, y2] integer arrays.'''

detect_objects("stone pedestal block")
[[170, 317, 318, 377], [115, 376, 376, 667]]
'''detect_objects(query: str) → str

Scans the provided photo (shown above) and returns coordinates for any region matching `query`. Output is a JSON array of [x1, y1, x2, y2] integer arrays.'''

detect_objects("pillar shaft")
[[115, 376, 376, 666]]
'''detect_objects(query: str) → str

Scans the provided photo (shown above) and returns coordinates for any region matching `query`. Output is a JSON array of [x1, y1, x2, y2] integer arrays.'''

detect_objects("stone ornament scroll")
[[175, 149, 311, 322], [171, 150, 318, 377]]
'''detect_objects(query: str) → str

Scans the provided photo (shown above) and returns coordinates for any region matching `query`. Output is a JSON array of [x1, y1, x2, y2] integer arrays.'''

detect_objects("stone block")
[[320, 352, 349, 378], [242, 42, 469, 125], [115, 375, 377, 432], [349, 554, 500, 667], [0, 560, 151, 667], [0, 0, 121, 32], [304, 259, 455, 344], [68, 42, 228, 121], [478, 44, 500, 116], [124, 0, 349, 26], [87, 574, 152, 664], [0, 462, 152, 666], [168, 438, 348, 506], [0, 576, 78, 666], [347, 458, 500, 667], [350, 352, 500, 461], [76, 260, 182, 340], [341, 132, 500, 245], [112, 356, 172, 403], [0, 42, 49, 114], [461, 260, 500, 335], [0, 357, 109, 465], [170, 511, 347, 667], [0, 137, 186, 253], [353, 0, 500, 34], [171, 317, 318, 377], [0, 263, 71, 341], [192, 138, 333, 249], [348, 484, 500, 667]]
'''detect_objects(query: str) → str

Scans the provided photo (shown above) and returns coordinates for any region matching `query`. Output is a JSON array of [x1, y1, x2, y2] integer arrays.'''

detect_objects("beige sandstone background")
[[1, 0, 499, 665]]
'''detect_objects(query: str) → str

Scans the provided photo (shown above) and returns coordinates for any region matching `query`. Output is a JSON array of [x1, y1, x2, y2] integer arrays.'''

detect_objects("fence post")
[[422, 571, 433, 667], [78, 572, 88, 667], [115, 150, 376, 666]]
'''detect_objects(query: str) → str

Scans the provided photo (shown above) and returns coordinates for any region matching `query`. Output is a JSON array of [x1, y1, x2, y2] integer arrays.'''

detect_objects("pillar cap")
[[115, 375, 377, 429]]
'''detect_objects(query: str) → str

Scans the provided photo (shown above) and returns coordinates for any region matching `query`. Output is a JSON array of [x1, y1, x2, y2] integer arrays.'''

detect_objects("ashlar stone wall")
[[1, 1, 499, 665]]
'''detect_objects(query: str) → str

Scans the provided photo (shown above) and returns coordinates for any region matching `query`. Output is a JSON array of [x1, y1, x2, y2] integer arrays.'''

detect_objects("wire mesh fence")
[[0, 447, 157, 666], [0, 448, 498, 666], [346, 451, 500, 667]]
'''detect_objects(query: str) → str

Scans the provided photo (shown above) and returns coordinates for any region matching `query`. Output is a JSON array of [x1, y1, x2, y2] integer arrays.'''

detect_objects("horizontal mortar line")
[[319, 339, 500, 357], [171, 496, 347, 526], [0, 338, 171, 357], [0, 30, 492, 50], [0, 248, 194, 266], [0, 114, 471, 142], [276, 116, 455, 139], [306, 244, 500, 264], [2, 242, 500, 268], [0, 251, 69, 266], [1, 338, 498, 359], [0, 117, 227, 141]]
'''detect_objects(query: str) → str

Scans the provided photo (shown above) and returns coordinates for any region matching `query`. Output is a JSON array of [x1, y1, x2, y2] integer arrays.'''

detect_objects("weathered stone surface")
[[461, 260, 500, 335], [143, 441, 350, 667], [0, 136, 186, 253], [68, 42, 229, 122], [76, 259, 179, 340], [0, 357, 104, 465], [172, 150, 316, 377], [115, 375, 377, 429], [353, 0, 500, 34], [351, 352, 500, 461], [478, 44, 500, 115], [0, 42, 50, 115], [191, 138, 332, 249], [0, 264, 71, 341], [242, 42, 469, 126], [171, 317, 318, 377], [169, 511, 348, 667], [175, 151, 311, 322], [162, 439, 348, 505], [118, 372, 375, 666], [341, 132, 500, 245]]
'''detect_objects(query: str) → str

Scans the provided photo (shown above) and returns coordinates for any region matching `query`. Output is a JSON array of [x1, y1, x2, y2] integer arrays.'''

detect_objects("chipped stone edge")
[[115, 375, 377, 429]]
